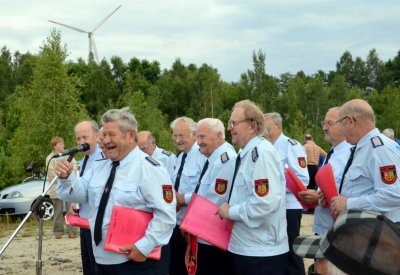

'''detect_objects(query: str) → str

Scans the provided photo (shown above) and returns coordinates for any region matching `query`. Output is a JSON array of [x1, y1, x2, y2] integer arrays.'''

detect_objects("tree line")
[[0, 29, 400, 188]]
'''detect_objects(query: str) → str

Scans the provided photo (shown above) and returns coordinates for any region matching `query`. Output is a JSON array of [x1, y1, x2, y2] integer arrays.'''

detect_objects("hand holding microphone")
[[55, 143, 90, 178]]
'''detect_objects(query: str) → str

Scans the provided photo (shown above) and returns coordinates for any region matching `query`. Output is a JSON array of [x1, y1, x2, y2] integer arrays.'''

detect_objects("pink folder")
[[104, 205, 161, 260], [285, 168, 315, 209], [179, 194, 234, 250], [65, 215, 90, 229], [315, 163, 338, 208]]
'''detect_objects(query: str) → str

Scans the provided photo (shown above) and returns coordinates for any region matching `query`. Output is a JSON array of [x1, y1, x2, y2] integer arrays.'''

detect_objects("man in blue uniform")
[[217, 100, 288, 275], [264, 112, 309, 275], [331, 99, 400, 224], [191, 118, 237, 275], [170, 117, 206, 275], [56, 107, 176, 274], [138, 130, 177, 179]]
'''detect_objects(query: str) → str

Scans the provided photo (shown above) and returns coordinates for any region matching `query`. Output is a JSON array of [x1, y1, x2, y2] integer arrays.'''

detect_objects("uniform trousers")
[[95, 258, 161, 275], [306, 165, 318, 190], [285, 209, 305, 275], [169, 225, 187, 275], [52, 198, 76, 235], [225, 250, 288, 275], [196, 242, 228, 275], [81, 228, 96, 275]]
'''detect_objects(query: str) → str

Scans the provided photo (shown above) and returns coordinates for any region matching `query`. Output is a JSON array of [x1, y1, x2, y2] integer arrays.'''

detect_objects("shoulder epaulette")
[[288, 138, 298, 145], [252, 147, 259, 162], [162, 149, 173, 156], [146, 156, 160, 166], [220, 152, 229, 163], [371, 136, 384, 148], [95, 158, 108, 162]]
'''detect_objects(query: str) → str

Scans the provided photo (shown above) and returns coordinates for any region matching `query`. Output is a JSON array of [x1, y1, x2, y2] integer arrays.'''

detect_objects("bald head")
[[138, 131, 156, 155], [340, 99, 375, 124]]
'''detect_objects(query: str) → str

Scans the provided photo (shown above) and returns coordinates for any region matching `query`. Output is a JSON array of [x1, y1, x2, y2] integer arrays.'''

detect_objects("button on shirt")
[[228, 136, 288, 256], [56, 147, 176, 265], [172, 143, 206, 224], [313, 140, 352, 235], [341, 129, 400, 222], [273, 133, 310, 209], [152, 146, 177, 180]]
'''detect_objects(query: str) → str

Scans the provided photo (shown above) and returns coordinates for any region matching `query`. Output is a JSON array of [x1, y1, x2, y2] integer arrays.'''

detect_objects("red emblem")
[[162, 185, 174, 203], [380, 165, 397, 184], [298, 157, 306, 168], [215, 178, 228, 195], [254, 179, 269, 197]]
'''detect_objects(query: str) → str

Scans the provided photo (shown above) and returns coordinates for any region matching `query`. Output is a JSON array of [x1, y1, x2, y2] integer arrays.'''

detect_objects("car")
[[0, 178, 54, 219]]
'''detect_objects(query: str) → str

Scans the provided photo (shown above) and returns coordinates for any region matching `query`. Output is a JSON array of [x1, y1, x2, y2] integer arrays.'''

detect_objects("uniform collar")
[[356, 128, 380, 149], [240, 136, 263, 158]]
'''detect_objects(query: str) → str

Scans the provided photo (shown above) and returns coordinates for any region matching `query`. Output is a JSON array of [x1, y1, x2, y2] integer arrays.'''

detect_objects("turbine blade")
[[48, 20, 89, 33], [92, 4, 122, 33], [91, 36, 99, 64]]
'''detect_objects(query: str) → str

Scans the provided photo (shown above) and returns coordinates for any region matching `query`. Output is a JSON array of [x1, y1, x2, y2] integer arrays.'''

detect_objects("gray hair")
[[264, 112, 283, 126], [170, 117, 197, 133], [197, 118, 225, 139], [382, 128, 395, 139], [101, 107, 138, 141]]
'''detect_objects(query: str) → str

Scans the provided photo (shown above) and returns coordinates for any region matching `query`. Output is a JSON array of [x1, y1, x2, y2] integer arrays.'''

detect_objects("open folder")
[[65, 215, 90, 229], [285, 168, 315, 209], [180, 193, 234, 251], [104, 205, 161, 260], [315, 163, 338, 208]]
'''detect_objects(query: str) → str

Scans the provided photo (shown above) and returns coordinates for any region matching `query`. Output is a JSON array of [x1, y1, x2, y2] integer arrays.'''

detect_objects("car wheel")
[[36, 198, 54, 220]]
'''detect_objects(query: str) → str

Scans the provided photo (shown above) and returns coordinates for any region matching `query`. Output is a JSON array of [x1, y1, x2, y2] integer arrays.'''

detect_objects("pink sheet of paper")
[[180, 194, 234, 251], [104, 205, 161, 260], [285, 168, 315, 209], [65, 215, 90, 229], [315, 163, 338, 208]]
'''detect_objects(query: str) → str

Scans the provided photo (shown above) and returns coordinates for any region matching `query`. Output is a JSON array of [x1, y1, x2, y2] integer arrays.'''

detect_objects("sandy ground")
[[0, 214, 314, 275]]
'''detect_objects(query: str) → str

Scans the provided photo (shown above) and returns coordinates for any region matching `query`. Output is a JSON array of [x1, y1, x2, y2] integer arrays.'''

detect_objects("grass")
[[0, 214, 53, 238]]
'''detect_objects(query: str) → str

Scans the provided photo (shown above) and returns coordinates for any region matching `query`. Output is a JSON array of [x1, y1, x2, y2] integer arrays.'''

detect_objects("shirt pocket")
[[344, 167, 364, 195], [113, 181, 141, 208]]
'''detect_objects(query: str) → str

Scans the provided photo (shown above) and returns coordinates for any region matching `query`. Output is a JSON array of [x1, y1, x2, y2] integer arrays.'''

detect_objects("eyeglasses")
[[172, 134, 191, 141], [228, 119, 250, 128], [335, 116, 350, 125], [320, 120, 336, 127]]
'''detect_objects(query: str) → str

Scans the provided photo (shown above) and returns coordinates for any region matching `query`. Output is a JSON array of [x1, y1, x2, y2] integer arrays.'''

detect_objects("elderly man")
[[217, 100, 288, 275], [56, 107, 176, 274], [191, 118, 237, 275], [138, 130, 177, 179], [331, 99, 400, 225], [264, 112, 309, 275], [298, 107, 352, 275], [169, 117, 206, 275]]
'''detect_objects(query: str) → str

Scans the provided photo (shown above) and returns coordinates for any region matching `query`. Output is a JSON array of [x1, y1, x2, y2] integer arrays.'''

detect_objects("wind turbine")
[[48, 4, 122, 64]]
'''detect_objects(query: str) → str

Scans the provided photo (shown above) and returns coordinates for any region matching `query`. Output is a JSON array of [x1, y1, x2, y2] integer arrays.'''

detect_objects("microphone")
[[59, 143, 90, 157]]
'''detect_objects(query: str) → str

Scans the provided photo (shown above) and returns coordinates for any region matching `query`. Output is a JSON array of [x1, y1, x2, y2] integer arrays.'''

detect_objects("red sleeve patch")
[[380, 165, 397, 184], [215, 178, 228, 195], [298, 157, 306, 168], [254, 179, 269, 197], [162, 185, 174, 203]]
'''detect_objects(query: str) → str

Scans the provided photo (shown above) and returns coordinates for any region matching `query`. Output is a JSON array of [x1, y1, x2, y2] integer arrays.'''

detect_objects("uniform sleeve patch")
[[162, 185, 174, 203], [254, 179, 269, 197], [371, 136, 384, 148], [162, 149, 173, 156], [288, 139, 298, 145], [298, 157, 307, 168], [146, 156, 160, 166], [220, 152, 229, 163], [215, 178, 228, 195], [252, 147, 259, 162], [380, 165, 397, 184]]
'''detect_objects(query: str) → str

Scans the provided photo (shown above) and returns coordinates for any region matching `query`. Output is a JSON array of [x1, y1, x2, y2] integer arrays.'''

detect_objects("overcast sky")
[[1, 0, 399, 82]]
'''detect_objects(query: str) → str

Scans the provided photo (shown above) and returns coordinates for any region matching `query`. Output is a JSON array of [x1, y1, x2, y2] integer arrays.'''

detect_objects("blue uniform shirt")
[[172, 143, 206, 224], [152, 146, 177, 180], [57, 146, 176, 264], [228, 136, 289, 256], [313, 140, 352, 235], [273, 133, 310, 209], [342, 128, 400, 222]]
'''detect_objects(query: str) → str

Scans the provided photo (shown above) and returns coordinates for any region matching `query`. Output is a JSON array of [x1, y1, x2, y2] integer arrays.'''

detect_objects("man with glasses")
[[263, 112, 309, 275], [331, 99, 400, 226], [217, 101, 288, 275], [298, 107, 352, 274], [169, 117, 206, 275]]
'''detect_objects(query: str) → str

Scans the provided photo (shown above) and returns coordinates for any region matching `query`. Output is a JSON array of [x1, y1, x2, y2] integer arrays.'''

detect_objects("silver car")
[[0, 179, 54, 218]]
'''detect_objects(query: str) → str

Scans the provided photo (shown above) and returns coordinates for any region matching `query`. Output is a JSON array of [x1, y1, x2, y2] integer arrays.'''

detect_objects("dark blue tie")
[[339, 146, 356, 194], [324, 148, 334, 165], [174, 153, 187, 191], [194, 160, 209, 194], [80, 155, 89, 176], [228, 154, 241, 202]]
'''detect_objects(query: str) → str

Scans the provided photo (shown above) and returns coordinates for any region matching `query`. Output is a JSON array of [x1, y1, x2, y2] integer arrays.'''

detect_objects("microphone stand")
[[0, 154, 76, 275]]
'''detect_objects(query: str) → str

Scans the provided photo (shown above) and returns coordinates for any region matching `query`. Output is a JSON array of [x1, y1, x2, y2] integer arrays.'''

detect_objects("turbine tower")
[[48, 4, 122, 63]]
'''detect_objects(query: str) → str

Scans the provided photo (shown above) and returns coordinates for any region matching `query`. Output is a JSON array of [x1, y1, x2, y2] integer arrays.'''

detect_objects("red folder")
[[285, 168, 315, 209], [315, 163, 338, 208], [65, 215, 90, 229], [179, 194, 234, 251], [104, 205, 161, 260]]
